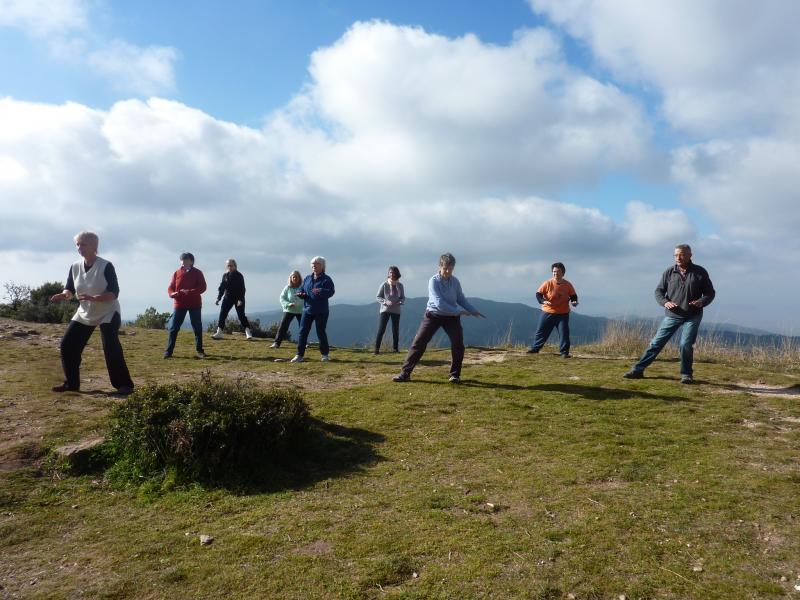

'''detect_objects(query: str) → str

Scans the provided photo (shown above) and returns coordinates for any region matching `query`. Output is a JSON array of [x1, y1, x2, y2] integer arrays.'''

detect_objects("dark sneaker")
[[526, 348, 539, 354], [623, 370, 644, 379], [52, 384, 79, 393], [163, 352, 172, 359], [115, 386, 134, 395], [393, 373, 410, 382], [448, 375, 461, 384], [680, 375, 694, 384]]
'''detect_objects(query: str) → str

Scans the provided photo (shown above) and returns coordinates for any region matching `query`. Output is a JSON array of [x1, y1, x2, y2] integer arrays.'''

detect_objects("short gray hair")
[[226, 258, 237, 269], [674, 244, 692, 253], [74, 231, 99, 247], [311, 256, 326, 271], [439, 253, 456, 268]]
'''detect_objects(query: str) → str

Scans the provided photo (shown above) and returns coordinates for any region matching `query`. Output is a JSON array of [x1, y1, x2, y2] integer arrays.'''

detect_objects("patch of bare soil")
[[731, 381, 800, 398], [463, 349, 508, 365]]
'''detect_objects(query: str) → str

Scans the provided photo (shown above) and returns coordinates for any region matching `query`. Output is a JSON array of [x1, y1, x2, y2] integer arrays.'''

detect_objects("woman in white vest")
[[50, 231, 134, 394]]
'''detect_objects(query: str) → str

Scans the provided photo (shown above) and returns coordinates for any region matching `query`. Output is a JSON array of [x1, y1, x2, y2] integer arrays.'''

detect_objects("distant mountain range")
[[205, 297, 798, 350]]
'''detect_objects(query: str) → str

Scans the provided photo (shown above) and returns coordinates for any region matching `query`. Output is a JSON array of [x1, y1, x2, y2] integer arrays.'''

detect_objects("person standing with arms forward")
[[374, 266, 405, 354], [528, 262, 578, 358], [50, 231, 134, 394], [211, 259, 253, 340], [393, 253, 485, 384], [624, 244, 715, 384], [291, 257, 335, 363], [164, 252, 207, 359], [271, 270, 304, 349]]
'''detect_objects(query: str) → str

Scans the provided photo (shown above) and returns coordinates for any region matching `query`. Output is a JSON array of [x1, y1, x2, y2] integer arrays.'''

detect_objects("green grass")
[[1, 318, 799, 598]]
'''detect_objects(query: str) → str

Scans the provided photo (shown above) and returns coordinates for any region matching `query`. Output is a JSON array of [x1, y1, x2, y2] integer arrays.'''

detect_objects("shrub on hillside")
[[0, 281, 76, 323], [132, 306, 171, 330], [107, 372, 309, 482], [207, 317, 283, 339]]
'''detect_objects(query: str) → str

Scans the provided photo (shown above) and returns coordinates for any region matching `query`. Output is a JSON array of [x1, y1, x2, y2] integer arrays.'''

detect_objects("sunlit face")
[[226, 261, 235, 271], [181, 258, 194, 269], [290, 273, 301, 286], [552, 267, 564, 281], [439, 264, 454, 279], [311, 261, 323, 275], [388, 270, 398, 280], [674, 248, 692, 269], [75, 238, 97, 258]]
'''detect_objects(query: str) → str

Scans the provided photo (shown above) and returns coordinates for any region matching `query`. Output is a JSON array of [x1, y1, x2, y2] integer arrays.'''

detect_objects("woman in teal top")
[[271, 271, 303, 348]]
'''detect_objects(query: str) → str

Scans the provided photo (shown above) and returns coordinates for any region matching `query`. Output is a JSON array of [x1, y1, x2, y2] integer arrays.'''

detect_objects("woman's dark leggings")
[[217, 297, 249, 329], [274, 311, 302, 344], [375, 312, 400, 352], [60, 312, 133, 390]]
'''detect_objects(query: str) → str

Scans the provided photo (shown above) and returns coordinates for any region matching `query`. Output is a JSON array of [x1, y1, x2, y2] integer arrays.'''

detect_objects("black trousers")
[[217, 297, 249, 329], [60, 312, 133, 390], [401, 312, 464, 378], [375, 312, 400, 351], [274, 311, 301, 344]]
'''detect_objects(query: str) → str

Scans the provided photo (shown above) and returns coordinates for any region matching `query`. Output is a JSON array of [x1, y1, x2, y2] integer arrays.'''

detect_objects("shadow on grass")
[[461, 380, 688, 402], [208, 417, 387, 495]]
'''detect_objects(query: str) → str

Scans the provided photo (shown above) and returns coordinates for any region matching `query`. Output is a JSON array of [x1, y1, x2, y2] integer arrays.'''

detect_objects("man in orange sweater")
[[528, 262, 578, 358], [164, 252, 207, 359]]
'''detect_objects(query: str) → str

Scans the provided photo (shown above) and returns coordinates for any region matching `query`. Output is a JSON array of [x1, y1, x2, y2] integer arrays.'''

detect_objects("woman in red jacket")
[[164, 252, 207, 358]]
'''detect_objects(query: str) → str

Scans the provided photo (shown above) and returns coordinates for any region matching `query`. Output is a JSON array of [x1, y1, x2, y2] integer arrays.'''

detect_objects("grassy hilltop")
[[1, 317, 799, 599]]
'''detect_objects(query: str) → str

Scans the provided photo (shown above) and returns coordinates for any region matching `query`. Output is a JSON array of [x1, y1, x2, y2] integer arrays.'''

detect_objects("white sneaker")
[[290, 355, 304, 363], [211, 327, 223, 340], [269, 342, 279, 348], [321, 355, 330, 362], [245, 328, 253, 339]]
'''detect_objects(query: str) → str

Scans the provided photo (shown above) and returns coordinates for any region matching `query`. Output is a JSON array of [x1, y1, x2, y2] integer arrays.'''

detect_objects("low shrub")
[[207, 317, 282, 339], [107, 372, 309, 483], [132, 306, 171, 330]]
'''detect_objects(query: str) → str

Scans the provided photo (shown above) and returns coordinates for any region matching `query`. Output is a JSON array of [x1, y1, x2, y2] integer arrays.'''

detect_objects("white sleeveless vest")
[[71, 256, 121, 326]]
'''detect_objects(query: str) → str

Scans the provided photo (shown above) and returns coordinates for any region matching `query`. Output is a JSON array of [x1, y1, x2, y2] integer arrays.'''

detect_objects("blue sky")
[[1, 0, 799, 334]]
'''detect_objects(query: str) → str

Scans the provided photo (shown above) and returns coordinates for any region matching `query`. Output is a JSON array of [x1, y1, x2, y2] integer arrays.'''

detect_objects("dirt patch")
[[0, 440, 46, 472], [735, 381, 800, 397], [296, 540, 333, 556], [463, 349, 507, 365]]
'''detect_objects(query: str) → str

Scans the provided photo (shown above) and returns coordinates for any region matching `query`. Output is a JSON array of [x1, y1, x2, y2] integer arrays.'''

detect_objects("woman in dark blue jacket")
[[291, 256, 335, 362], [211, 259, 252, 340]]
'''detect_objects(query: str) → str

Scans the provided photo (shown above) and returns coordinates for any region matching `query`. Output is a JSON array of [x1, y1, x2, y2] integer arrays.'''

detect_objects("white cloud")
[[0, 0, 87, 37], [272, 21, 652, 199], [87, 41, 179, 96], [623, 201, 694, 247], [529, 0, 800, 136]]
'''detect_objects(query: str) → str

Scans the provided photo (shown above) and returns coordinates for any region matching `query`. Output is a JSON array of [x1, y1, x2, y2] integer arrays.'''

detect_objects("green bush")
[[0, 281, 75, 323], [132, 306, 171, 329], [107, 372, 309, 483], [207, 317, 283, 339]]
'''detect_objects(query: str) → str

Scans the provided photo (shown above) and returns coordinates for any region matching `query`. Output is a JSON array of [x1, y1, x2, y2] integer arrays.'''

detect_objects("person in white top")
[[50, 231, 134, 394]]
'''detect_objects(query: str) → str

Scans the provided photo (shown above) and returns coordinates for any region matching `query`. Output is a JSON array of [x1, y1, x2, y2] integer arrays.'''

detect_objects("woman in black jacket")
[[211, 259, 253, 340]]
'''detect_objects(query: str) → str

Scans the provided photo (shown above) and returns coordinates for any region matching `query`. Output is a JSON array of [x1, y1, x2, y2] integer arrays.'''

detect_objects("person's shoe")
[[211, 328, 224, 340], [393, 373, 410, 382], [562, 353, 572, 359], [115, 386, 134, 395], [270, 342, 279, 348], [290, 355, 305, 363], [321, 355, 330, 362], [393, 349, 400, 353], [52, 383, 79, 393], [245, 328, 254, 340], [623, 369, 644, 379], [196, 351, 206, 359], [163, 352, 172, 359], [448, 375, 461, 384], [680, 375, 694, 384], [373, 349, 380, 355], [526, 348, 539, 354]]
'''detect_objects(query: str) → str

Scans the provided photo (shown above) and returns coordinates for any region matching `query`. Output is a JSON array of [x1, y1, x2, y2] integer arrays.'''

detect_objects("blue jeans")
[[296, 311, 330, 357], [633, 314, 702, 376], [531, 312, 571, 355], [166, 308, 204, 355]]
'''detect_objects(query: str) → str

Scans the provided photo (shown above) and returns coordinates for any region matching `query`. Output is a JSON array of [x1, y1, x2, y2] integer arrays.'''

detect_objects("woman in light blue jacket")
[[271, 271, 303, 348]]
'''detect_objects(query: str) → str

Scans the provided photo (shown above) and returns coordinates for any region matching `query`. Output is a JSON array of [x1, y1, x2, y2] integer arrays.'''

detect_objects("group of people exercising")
[[49, 231, 715, 393]]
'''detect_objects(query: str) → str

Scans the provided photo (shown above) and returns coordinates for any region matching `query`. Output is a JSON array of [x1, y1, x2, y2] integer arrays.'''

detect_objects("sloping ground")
[[1, 318, 799, 599]]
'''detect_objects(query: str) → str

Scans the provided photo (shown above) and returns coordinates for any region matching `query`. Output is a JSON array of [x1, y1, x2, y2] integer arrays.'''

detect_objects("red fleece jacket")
[[168, 267, 207, 309]]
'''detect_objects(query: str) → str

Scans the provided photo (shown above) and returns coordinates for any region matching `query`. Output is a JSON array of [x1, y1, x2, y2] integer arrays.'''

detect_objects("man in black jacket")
[[624, 244, 715, 384]]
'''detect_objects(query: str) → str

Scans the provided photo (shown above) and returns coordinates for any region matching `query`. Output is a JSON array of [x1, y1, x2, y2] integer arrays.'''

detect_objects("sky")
[[1, 0, 798, 334]]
